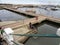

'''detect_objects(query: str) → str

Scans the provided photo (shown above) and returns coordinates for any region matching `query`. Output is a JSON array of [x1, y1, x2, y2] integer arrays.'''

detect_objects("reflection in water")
[[38, 24, 57, 34], [17, 7, 60, 18], [0, 9, 27, 21], [25, 24, 60, 45]]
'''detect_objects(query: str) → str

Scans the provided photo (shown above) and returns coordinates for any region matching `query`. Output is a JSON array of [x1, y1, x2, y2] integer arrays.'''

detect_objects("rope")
[[10, 34, 60, 38]]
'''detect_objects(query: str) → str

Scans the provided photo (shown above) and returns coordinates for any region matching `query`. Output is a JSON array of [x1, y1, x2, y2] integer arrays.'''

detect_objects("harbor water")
[[25, 22, 60, 45], [0, 9, 27, 21]]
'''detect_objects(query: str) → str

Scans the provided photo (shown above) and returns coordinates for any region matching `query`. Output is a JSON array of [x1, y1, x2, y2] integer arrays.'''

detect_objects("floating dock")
[[0, 6, 60, 45]]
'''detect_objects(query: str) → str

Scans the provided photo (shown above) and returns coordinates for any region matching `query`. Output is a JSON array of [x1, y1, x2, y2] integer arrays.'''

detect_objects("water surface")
[[17, 7, 60, 18], [0, 9, 27, 21], [25, 24, 60, 45]]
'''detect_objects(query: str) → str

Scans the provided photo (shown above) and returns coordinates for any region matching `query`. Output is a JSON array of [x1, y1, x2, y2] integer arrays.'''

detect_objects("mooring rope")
[[10, 34, 60, 38]]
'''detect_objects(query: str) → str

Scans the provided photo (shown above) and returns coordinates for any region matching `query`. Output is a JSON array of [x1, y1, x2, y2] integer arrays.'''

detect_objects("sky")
[[0, 0, 60, 5]]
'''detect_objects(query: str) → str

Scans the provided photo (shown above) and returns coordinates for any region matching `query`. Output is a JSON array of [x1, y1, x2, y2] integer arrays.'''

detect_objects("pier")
[[0, 6, 60, 45]]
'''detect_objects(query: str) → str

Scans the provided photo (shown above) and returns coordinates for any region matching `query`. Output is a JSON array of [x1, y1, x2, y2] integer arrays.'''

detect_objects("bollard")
[[56, 28, 60, 36], [3, 28, 14, 45]]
